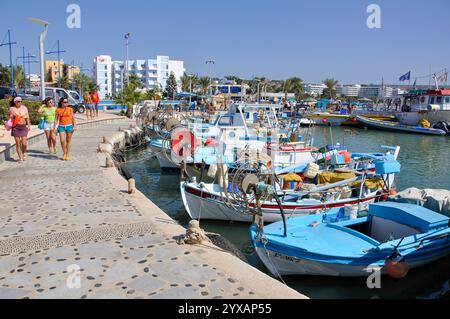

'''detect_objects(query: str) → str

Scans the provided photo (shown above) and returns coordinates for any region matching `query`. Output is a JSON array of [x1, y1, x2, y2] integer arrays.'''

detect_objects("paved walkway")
[[0, 115, 304, 299]]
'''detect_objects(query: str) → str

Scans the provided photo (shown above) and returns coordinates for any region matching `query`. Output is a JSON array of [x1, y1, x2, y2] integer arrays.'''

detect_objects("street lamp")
[[124, 32, 131, 86], [29, 18, 49, 99], [206, 59, 215, 96]]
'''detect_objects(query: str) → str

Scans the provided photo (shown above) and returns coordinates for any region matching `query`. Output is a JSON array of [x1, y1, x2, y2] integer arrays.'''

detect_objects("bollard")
[[106, 156, 114, 168], [128, 179, 136, 194]]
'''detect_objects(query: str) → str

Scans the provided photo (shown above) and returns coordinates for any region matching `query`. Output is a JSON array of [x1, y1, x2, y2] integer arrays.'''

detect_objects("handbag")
[[4, 118, 13, 131], [38, 117, 46, 130]]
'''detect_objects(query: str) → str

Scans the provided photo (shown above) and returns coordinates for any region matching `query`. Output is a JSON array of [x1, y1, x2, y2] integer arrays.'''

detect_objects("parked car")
[[0, 86, 12, 100], [41, 87, 85, 113]]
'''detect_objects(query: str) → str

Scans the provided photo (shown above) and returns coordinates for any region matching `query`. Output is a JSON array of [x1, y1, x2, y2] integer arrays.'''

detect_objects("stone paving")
[[0, 115, 304, 299]]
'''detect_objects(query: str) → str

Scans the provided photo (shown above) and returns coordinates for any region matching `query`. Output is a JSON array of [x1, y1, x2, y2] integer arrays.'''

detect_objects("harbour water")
[[124, 126, 450, 299]]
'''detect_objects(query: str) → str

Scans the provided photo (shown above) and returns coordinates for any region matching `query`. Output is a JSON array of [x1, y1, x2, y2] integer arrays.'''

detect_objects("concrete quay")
[[0, 113, 306, 299]]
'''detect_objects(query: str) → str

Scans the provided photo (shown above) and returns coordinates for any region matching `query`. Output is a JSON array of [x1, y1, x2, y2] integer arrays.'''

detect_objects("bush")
[[0, 98, 43, 125]]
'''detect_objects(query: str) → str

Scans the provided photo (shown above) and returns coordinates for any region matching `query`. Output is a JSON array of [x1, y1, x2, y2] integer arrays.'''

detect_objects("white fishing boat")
[[302, 112, 350, 126], [355, 89, 450, 126], [181, 147, 400, 223], [251, 201, 450, 277]]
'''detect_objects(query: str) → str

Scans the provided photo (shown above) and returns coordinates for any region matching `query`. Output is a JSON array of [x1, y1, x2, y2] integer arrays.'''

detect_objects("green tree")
[[128, 74, 143, 89], [13, 66, 24, 89], [164, 72, 178, 99], [0, 64, 9, 86], [88, 82, 100, 93], [58, 76, 71, 89], [198, 76, 211, 95], [283, 77, 304, 100], [225, 75, 243, 85], [180, 73, 190, 92], [323, 78, 339, 99], [115, 82, 142, 118], [143, 89, 157, 100], [180, 74, 198, 92]]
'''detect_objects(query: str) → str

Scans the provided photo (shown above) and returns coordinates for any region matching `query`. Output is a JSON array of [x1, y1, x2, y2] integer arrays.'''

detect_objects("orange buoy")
[[389, 188, 397, 196], [205, 137, 216, 146], [385, 252, 409, 279], [339, 151, 351, 164]]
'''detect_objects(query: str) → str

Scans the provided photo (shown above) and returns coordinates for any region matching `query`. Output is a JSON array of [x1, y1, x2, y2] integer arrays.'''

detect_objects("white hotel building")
[[93, 55, 113, 99], [336, 84, 361, 97], [93, 55, 185, 99], [304, 83, 326, 97]]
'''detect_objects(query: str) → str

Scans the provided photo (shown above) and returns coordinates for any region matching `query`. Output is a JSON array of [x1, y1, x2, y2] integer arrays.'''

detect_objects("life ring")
[[171, 129, 197, 158]]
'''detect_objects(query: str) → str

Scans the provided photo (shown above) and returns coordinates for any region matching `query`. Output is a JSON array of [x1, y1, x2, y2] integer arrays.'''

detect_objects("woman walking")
[[53, 97, 77, 161], [38, 97, 57, 154], [83, 91, 93, 121], [8, 97, 31, 162]]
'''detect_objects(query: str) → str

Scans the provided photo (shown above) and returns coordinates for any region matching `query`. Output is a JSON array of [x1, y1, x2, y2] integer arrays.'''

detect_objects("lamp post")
[[0, 30, 17, 95], [26, 53, 38, 93], [46, 40, 66, 88], [29, 18, 49, 99], [206, 59, 215, 96], [17, 47, 28, 94], [124, 33, 131, 86]]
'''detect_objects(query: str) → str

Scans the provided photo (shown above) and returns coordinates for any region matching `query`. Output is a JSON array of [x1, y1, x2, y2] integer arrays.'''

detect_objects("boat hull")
[[307, 114, 349, 127], [181, 183, 377, 223], [354, 110, 450, 126], [356, 116, 446, 136], [252, 242, 450, 277]]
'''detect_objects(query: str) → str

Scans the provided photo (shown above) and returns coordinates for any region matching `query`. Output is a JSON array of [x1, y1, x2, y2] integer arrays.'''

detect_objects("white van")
[[44, 87, 85, 113]]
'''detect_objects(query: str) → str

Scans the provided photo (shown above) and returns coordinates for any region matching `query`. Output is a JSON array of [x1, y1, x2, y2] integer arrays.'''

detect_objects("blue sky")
[[0, 0, 449, 84]]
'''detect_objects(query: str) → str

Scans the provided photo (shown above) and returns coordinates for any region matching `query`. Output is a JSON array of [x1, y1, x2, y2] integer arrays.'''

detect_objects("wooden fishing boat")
[[251, 202, 450, 277]]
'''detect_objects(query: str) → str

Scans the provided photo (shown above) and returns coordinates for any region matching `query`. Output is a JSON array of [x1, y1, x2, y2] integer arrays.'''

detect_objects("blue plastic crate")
[[374, 160, 401, 175], [331, 154, 346, 165]]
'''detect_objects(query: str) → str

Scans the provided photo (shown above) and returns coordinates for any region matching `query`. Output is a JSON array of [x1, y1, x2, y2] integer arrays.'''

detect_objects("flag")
[[399, 71, 411, 82], [436, 73, 448, 83]]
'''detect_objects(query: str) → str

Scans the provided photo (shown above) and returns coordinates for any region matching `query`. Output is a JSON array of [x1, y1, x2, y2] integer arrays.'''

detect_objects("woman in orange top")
[[53, 97, 77, 161]]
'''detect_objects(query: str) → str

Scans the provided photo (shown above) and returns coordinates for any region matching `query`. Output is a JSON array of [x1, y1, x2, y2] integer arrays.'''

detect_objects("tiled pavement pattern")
[[0, 117, 304, 299]]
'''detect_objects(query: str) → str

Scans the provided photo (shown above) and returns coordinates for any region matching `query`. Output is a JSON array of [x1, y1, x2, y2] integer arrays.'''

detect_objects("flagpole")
[[446, 68, 448, 88], [429, 65, 432, 89]]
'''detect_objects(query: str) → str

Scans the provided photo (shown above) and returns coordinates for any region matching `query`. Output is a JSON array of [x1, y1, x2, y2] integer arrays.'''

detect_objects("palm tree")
[[180, 73, 198, 92], [180, 73, 190, 92], [225, 75, 243, 85], [13, 66, 24, 90], [283, 77, 304, 100], [115, 83, 142, 118], [143, 89, 157, 100], [198, 76, 211, 95], [323, 78, 339, 99], [128, 74, 142, 89]]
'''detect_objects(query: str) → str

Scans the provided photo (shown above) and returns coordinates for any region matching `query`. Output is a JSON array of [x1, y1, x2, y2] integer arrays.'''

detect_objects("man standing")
[[91, 90, 100, 117]]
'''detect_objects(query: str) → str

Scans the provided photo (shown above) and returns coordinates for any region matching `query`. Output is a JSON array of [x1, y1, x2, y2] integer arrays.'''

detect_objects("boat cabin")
[[375, 89, 450, 113], [343, 202, 449, 243]]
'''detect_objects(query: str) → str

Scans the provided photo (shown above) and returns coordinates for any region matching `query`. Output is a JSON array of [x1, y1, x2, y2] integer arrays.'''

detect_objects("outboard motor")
[[432, 121, 450, 135]]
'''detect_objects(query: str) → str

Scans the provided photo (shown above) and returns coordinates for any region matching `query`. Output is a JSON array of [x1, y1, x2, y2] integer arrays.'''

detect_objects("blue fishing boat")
[[356, 115, 446, 136], [251, 201, 450, 277]]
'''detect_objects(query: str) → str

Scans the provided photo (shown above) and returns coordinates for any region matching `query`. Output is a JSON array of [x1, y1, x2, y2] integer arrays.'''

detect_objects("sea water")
[[124, 126, 450, 299]]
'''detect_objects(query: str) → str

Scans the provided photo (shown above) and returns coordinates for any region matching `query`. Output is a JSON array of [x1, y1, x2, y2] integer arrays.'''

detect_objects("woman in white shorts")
[[38, 97, 57, 154]]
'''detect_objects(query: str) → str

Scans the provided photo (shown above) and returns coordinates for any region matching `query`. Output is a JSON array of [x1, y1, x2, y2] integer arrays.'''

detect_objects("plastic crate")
[[374, 160, 401, 175]]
